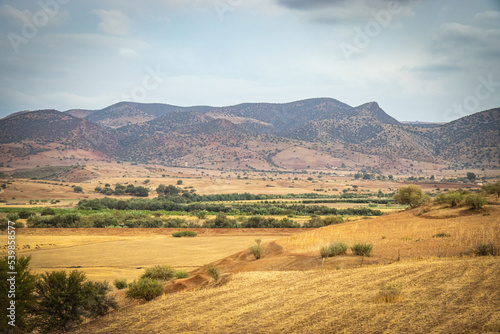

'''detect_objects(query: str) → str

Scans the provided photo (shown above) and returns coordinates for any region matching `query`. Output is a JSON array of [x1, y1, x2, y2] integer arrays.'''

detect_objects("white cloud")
[[473, 10, 500, 21], [119, 47, 139, 58], [95, 9, 132, 36], [0, 3, 69, 28]]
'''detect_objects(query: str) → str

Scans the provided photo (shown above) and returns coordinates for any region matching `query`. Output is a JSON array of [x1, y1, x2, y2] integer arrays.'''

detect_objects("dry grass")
[[4, 228, 300, 282], [277, 206, 500, 263], [74, 257, 500, 334]]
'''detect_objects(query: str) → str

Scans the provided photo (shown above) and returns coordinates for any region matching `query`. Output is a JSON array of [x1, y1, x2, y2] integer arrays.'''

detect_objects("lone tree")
[[466, 172, 476, 182], [393, 184, 426, 208]]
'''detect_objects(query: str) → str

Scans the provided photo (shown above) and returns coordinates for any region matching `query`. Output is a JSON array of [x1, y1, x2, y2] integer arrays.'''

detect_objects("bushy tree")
[[393, 185, 427, 208], [436, 190, 466, 207], [0, 256, 37, 332], [34, 270, 117, 333], [466, 172, 476, 182], [465, 193, 487, 210], [126, 278, 163, 301], [482, 181, 500, 196]]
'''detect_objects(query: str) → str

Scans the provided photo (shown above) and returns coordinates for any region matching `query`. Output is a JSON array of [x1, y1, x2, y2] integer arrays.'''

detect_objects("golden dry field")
[[3, 228, 305, 282], [66, 200, 499, 333], [74, 257, 500, 334]]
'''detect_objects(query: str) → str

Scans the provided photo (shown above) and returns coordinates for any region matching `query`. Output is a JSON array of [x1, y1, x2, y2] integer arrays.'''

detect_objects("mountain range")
[[1, 98, 499, 173]]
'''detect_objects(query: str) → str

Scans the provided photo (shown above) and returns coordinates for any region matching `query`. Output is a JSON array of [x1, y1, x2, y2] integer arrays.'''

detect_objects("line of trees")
[[155, 185, 393, 203], [94, 183, 149, 197], [77, 197, 383, 217]]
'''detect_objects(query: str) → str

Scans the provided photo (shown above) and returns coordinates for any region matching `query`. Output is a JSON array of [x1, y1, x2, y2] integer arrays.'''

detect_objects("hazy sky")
[[0, 0, 499, 122]]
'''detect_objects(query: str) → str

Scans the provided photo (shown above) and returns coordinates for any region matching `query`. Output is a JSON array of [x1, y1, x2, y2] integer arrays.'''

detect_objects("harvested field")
[[4, 228, 307, 282], [74, 257, 500, 334]]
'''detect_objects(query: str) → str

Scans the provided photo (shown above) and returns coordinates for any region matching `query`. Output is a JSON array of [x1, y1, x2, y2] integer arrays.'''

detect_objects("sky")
[[0, 0, 499, 122]]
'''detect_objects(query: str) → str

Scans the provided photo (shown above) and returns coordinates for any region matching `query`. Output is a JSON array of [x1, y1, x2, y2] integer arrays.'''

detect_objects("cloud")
[[119, 47, 139, 58], [95, 9, 132, 35], [275, 0, 416, 23], [473, 10, 500, 21], [277, 0, 341, 10], [0, 3, 69, 28], [429, 23, 500, 62]]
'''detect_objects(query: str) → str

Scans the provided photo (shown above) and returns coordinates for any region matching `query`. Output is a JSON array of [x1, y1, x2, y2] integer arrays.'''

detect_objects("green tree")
[[393, 185, 426, 208], [465, 193, 487, 210], [35, 270, 88, 332], [466, 172, 476, 182], [73, 186, 83, 193], [34, 270, 116, 333], [0, 256, 37, 332], [482, 181, 500, 196]]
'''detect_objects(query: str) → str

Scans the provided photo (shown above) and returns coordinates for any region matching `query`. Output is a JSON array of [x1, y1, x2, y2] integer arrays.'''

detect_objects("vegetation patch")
[[433, 233, 451, 238], [473, 243, 496, 256], [113, 279, 128, 290], [207, 264, 220, 281], [126, 278, 164, 302], [175, 271, 190, 279], [141, 265, 176, 281], [172, 231, 198, 238], [372, 282, 403, 303], [249, 239, 264, 260], [321, 241, 348, 258], [351, 243, 374, 257]]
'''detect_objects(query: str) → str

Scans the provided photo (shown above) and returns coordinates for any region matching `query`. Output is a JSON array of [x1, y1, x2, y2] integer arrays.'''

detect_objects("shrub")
[[0, 218, 8, 231], [126, 278, 164, 301], [393, 185, 427, 208], [328, 242, 348, 256], [73, 186, 83, 193], [113, 278, 128, 289], [465, 193, 487, 210], [7, 213, 19, 222], [436, 191, 465, 207], [172, 231, 198, 238], [320, 245, 330, 259], [85, 281, 118, 318], [351, 243, 374, 256], [18, 210, 34, 219], [372, 282, 403, 303], [473, 243, 496, 256], [141, 265, 175, 281], [249, 239, 264, 259], [175, 271, 190, 279], [41, 207, 56, 216], [207, 264, 220, 281], [196, 210, 208, 219], [433, 233, 451, 238], [482, 181, 500, 196]]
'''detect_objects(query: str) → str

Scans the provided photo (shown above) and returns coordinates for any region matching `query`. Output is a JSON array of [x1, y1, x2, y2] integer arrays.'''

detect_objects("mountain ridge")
[[1, 98, 498, 172]]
